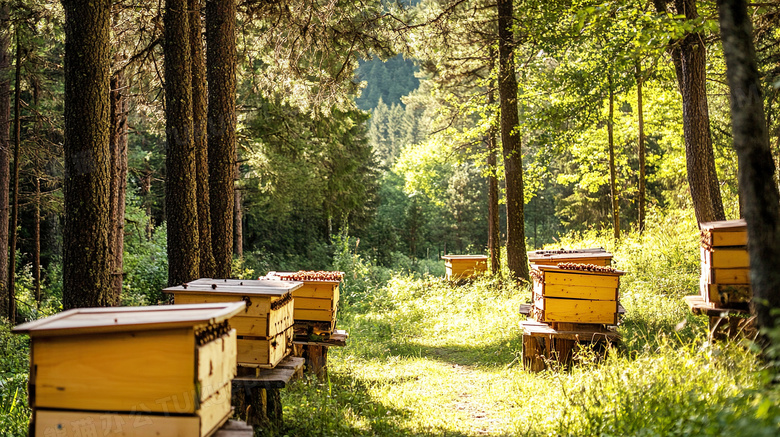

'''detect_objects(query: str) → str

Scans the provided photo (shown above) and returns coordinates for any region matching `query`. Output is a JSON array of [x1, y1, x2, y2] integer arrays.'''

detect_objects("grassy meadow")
[[2, 211, 780, 436], [281, 211, 780, 436]]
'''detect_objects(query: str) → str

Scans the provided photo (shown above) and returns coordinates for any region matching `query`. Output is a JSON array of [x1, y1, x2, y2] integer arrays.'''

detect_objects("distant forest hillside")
[[355, 55, 420, 110]]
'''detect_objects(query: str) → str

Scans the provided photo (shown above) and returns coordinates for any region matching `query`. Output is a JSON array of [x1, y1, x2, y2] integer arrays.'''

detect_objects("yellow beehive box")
[[12, 302, 245, 437], [163, 278, 300, 369], [699, 220, 751, 307], [528, 248, 612, 267], [700, 219, 748, 248], [265, 271, 342, 326], [441, 255, 488, 280], [531, 265, 624, 325], [700, 246, 750, 269]]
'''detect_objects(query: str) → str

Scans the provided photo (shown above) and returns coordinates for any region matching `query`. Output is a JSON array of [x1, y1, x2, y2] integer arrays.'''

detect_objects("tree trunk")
[[191, 0, 216, 278], [717, 0, 780, 347], [34, 177, 40, 307], [655, 0, 726, 224], [164, 0, 200, 286], [61, 0, 113, 309], [234, 185, 243, 259], [207, 0, 236, 278], [497, 0, 529, 282], [637, 60, 646, 233], [608, 74, 620, 240], [7, 29, 21, 320], [487, 75, 500, 275], [109, 62, 128, 305], [0, 3, 10, 320]]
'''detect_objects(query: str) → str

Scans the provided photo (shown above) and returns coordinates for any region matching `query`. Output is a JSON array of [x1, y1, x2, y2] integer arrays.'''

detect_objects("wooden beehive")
[[528, 248, 612, 267], [265, 271, 342, 334], [12, 302, 245, 437], [531, 265, 624, 325], [164, 278, 301, 369], [441, 255, 488, 280], [700, 219, 751, 307]]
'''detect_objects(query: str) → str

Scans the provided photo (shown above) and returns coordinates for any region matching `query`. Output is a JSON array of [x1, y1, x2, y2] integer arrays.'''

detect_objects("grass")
[[2, 210, 780, 436], [280, 211, 780, 436]]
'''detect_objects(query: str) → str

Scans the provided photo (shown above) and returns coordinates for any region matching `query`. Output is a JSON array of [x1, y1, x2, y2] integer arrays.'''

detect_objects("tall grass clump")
[[0, 324, 30, 436], [553, 339, 780, 436]]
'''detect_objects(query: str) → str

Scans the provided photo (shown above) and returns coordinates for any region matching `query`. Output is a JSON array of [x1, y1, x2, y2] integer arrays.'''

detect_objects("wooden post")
[[522, 334, 546, 372], [232, 382, 270, 429], [308, 345, 328, 379]]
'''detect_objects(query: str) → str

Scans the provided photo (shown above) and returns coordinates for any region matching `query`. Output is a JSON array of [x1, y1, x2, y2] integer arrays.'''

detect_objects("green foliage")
[[355, 55, 420, 111], [122, 192, 169, 305], [239, 95, 379, 267], [0, 325, 30, 436]]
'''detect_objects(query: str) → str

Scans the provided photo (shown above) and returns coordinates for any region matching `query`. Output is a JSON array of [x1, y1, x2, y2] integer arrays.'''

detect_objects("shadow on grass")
[[280, 372, 473, 437], [337, 315, 524, 369]]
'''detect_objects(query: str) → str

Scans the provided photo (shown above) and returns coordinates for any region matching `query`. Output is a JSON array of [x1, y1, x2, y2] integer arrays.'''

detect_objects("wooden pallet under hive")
[[12, 302, 246, 437], [164, 278, 301, 369], [531, 265, 624, 325], [520, 320, 619, 371]]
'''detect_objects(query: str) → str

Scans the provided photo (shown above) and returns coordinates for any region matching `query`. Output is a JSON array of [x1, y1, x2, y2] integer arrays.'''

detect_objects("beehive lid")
[[440, 254, 488, 260], [533, 264, 625, 276], [164, 277, 303, 296], [265, 271, 343, 284], [11, 301, 246, 337], [528, 248, 612, 261], [700, 219, 747, 232]]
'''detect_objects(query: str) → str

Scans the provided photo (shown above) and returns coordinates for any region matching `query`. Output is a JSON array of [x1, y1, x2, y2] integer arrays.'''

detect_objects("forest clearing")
[[2, 0, 780, 436]]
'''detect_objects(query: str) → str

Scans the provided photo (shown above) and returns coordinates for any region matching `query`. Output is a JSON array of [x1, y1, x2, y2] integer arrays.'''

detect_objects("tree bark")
[[61, 0, 113, 309], [608, 74, 619, 240], [109, 62, 128, 305], [164, 0, 200, 286], [497, 0, 529, 282], [191, 0, 215, 278], [655, 0, 726, 224], [717, 0, 780, 345], [234, 186, 243, 259], [0, 3, 10, 320], [7, 29, 21, 320], [487, 77, 500, 275], [637, 60, 646, 233], [206, 0, 236, 278], [34, 177, 41, 307]]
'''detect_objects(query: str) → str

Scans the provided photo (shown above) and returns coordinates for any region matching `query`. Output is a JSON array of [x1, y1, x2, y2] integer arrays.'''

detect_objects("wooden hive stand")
[[164, 278, 302, 370], [232, 356, 305, 432], [684, 295, 756, 341], [440, 254, 488, 281], [293, 329, 349, 379], [519, 304, 624, 371], [12, 302, 246, 437], [519, 320, 619, 371]]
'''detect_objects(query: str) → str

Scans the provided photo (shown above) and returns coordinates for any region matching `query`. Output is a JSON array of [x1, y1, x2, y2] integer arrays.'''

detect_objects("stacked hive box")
[[164, 278, 301, 369], [265, 271, 343, 339], [12, 302, 245, 437], [530, 264, 624, 325], [441, 255, 488, 280], [528, 247, 612, 267], [700, 219, 751, 307]]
